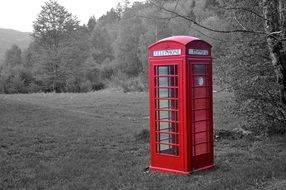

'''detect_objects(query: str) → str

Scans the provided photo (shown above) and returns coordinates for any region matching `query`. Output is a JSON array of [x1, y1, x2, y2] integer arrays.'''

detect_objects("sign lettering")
[[153, 49, 181, 57], [188, 49, 208, 55]]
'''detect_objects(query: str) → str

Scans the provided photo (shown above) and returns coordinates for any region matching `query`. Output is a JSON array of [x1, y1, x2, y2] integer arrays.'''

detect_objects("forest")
[[0, 0, 285, 134]]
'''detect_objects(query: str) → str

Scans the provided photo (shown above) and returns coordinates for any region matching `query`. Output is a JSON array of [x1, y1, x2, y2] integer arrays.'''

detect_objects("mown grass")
[[0, 89, 285, 189]]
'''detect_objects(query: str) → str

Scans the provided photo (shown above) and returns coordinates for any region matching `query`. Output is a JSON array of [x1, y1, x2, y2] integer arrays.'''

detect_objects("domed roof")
[[149, 35, 207, 48], [156, 36, 199, 45]]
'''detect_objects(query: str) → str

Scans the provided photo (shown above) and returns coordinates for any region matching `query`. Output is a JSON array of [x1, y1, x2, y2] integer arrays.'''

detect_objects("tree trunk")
[[263, 0, 286, 104]]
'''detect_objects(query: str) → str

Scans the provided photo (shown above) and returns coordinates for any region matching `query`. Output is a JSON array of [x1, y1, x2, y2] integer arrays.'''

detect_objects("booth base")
[[149, 166, 190, 175], [149, 164, 215, 175], [193, 164, 215, 172]]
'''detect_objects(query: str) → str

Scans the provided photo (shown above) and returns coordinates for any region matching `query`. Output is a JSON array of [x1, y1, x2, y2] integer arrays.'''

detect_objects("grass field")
[[0, 89, 285, 189]]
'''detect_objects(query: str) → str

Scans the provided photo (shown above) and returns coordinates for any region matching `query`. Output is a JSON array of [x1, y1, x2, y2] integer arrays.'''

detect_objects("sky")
[[0, 0, 145, 32]]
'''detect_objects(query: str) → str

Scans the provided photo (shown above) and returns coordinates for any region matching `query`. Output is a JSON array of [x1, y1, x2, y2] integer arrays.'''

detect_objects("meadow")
[[0, 90, 285, 189]]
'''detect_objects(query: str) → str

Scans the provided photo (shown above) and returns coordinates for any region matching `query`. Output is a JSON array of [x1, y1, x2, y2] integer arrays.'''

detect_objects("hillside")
[[0, 28, 32, 65]]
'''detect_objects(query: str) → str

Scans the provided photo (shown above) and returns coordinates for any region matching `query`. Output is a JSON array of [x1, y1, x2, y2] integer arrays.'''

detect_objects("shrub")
[[91, 82, 105, 91], [65, 77, 80, 92], [28, 82, 42, 93], [80, 80, 92, 92], [110, 71, 147, 92], [0, 78, 5, 94], [5, 75, 26, 93], [100, 60, 116, 81], [267, 122, 286, 136]]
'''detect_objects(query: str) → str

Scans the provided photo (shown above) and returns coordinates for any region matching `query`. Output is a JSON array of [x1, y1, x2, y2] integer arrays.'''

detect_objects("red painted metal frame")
[[148, 36, 214, 175]]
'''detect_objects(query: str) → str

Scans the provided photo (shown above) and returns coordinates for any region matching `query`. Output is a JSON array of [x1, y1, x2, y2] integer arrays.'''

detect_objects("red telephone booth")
[[148, 36, 214, 174]]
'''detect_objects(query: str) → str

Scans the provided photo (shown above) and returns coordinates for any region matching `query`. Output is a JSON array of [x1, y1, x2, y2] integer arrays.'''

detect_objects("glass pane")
[[159, 143, 170, 151], [157, 111, 177, 121], [160, 145, 178, 155], [158, 65, 176, 75], [157, 122, 178, 132], [159, 99, 168, 109], [158, 133, 178, 144], [160, 133, 170, 142], [159, 88, 177, 98], [158, 88, 168, 98], [158, 122, 169, 131], [158, 77, 168, 86], [157, 77, 176, 87], [193, 64, 206, 74], [158, 66, 168, 75], [159, 111, 169, 120], [159, 99, 178, 109]]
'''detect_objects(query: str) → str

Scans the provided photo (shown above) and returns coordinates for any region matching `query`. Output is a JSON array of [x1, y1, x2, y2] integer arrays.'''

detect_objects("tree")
[[3, 45, 21, 68], [147, 0, 286, 132], [87, 16, 96, 33], [262, 0, 286, 103], [113, 3, 146, 76], [90, 8, 121, 65], [32, 0, 80, 49], [32, 0, 80, 92], [0, 45, 34, 93]]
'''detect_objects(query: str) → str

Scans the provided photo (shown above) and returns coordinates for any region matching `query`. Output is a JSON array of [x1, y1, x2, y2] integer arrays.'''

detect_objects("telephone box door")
[[189, 60, 214, 170], [149, 60, 186, 173]]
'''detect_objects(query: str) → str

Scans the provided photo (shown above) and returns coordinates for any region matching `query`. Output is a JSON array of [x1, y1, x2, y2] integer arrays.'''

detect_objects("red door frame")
[[149, 59, 189, 174]]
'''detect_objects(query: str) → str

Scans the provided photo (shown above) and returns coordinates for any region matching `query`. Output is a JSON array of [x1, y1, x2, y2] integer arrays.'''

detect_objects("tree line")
[[0, 0, 285, 133], [0, 0, 148, 93]]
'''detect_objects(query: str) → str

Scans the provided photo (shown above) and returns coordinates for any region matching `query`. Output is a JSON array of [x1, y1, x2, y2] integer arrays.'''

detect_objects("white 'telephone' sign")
[[188, 49, 208, 55], [153, 49, 181, 56]]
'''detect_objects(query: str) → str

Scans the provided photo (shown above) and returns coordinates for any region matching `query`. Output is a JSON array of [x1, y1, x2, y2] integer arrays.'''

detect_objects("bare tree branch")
[[234, 14, 247, 30], [149, 1, 266, 35], [188, 24, 264, 44], [222, 7, 265, 20], [136, 14, 178, 20], [267, 31, 282, 39], [162, 0, 180, 29]]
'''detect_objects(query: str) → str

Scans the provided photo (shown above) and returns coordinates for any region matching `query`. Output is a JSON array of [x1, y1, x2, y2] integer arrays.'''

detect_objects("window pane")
[[157, 111, 178, 121], [158, 133, 178, 144], [157, 77, 176, 87], [159, 99, 178, 109], [157, 122, 178, 132], [158, 65, 176, 75], [159, 111, 169, 120], [158, 77, 168, 86], [158, 88, 177, 98], [158, 122, 169, 131], [160, 145, 178, 155], [193, 64, 206, 74], [158, 66, 168, 75]]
